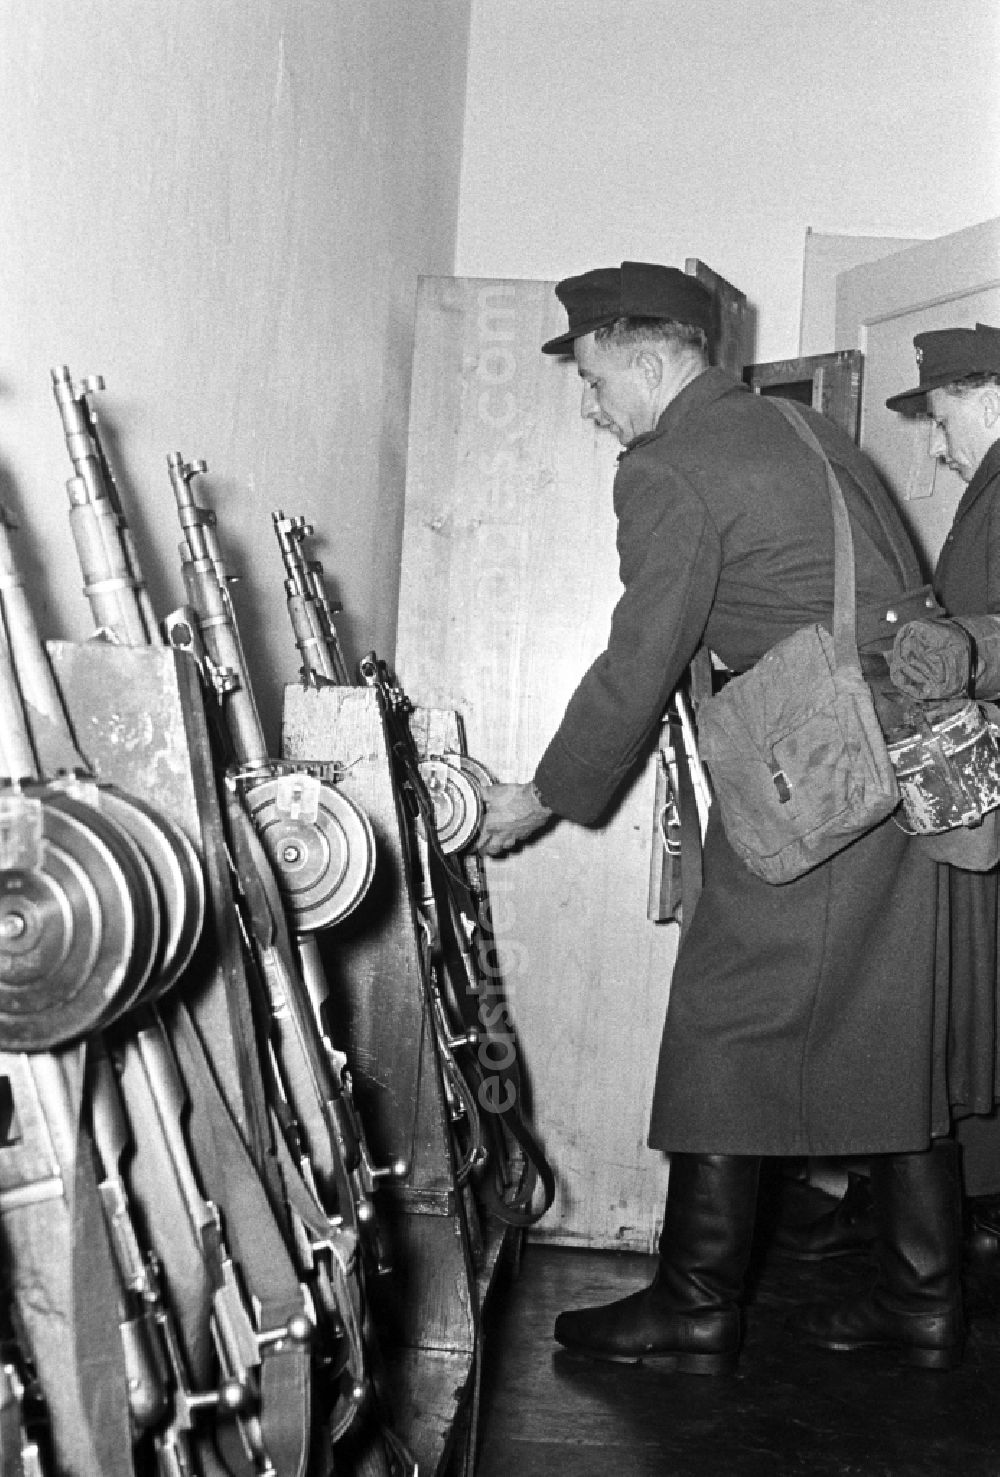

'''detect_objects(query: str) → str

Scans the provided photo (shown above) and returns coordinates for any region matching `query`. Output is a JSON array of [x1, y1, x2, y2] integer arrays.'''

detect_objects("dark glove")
[[889, 617, 974, 699], [890, 614, 1000, 700]]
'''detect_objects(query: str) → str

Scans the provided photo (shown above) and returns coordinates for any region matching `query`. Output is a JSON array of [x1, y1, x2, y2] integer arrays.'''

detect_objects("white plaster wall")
[[457, 0, 1000, 362], [0, 0, 469, 744]]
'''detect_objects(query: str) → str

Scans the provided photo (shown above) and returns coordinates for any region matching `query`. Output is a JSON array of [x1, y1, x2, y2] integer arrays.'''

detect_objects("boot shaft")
[[870, 1139, 963, 1311], [656, 1153, 761, 1310], [552, 1153, 760, 1372]]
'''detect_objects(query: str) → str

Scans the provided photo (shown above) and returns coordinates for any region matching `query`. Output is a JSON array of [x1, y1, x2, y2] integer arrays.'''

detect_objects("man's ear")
[[634, 347, 662, 390], [983, 388, 1000, 431]]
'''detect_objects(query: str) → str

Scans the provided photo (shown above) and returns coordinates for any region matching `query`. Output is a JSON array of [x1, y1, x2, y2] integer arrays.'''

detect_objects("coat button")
[[886, 609, 898, 623]]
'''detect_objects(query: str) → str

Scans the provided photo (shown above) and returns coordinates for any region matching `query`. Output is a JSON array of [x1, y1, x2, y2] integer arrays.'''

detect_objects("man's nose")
[[928, 422, 948, 461], [581, 384, 599, 421]]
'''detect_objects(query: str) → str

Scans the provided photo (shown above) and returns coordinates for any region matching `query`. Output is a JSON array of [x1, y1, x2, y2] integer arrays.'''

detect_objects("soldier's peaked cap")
[[541, 262, 713, 355], [886, 323, 1000, 413]]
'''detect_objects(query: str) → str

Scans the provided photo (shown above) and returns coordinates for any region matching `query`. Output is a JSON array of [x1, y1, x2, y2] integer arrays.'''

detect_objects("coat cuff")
[[533, 738, 621, 826]]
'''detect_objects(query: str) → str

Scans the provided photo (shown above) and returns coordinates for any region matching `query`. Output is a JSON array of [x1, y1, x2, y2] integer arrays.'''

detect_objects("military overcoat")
[[933, 437, 1000, 1143], [534, 369, 946, 1157]]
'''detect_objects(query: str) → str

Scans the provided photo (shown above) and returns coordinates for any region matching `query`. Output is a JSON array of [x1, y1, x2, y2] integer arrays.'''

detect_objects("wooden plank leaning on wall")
[[395, 276, 679, 1250]]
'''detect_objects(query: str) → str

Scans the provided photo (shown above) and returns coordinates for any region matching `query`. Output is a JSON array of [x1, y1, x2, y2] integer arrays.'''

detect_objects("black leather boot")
[[773, 1171, 876, 1261], [788, 1140, 965, 1371], [553, 1154, 760, 1375], [966, 1193, 1000, 1256]]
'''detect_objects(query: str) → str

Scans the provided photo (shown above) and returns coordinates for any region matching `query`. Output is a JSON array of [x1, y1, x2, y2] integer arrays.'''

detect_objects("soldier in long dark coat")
[[886, 324, 1000, 1239], [478, 261, 963, 1374]]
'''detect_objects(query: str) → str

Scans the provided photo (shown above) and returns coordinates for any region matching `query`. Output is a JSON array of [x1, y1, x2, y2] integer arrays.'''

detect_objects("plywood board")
[[798, 230, 925, 358], [395, 277, 677, 1249]]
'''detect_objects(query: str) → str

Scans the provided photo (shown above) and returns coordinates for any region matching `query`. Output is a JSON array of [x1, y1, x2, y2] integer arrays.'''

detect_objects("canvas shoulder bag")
[[695, 398, 899, 884]]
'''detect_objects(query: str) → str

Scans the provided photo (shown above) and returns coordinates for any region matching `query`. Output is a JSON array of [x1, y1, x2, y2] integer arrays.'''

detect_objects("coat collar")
[[618, 367, 747, 461], [948, 436, 1000, 526]]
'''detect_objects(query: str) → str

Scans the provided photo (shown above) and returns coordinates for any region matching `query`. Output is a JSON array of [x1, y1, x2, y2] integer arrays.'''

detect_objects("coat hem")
[[648, 1133, 938, 1157]]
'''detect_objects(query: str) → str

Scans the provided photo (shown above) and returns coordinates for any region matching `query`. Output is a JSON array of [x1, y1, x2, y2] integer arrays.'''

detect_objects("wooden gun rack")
[[0, 641, 513, 1474]]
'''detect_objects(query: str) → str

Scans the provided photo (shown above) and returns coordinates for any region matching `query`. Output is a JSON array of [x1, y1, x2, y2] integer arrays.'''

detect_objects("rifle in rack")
[[161, 453, 409, 1466], [270, 510, 554, 1223], [47, 368, 363, 1475], [271, 514, 492, 1182], [359, 654, 555, 1227], [0, 511, 165, 1477], [165, 455, 399, 1222], [1, 439, 314, 1477]]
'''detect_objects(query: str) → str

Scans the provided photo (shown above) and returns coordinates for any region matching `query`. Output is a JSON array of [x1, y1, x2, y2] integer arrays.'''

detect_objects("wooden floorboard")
[[473, 1205, 1000, 1477]]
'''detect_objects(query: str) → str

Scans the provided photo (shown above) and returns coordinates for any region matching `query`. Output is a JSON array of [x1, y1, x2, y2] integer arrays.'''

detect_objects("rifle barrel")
[[272, 511, 350, 685], [50, 366, 157, 645], [168, 455, 268, 768]]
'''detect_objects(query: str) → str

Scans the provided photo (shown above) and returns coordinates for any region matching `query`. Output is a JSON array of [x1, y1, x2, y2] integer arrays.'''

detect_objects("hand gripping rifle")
[[162, 455, 404, 1453], [359, 654, 556, 1225]]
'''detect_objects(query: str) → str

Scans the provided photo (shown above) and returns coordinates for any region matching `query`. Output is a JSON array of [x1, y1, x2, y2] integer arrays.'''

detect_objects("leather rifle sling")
[[169, 1001, 311, 1477], [432, 823, 556, 1226], [173, 993, 368, 1453], [221, 792, 361, 1230], [263, 1118, 368, 1446], [216, 795, 380, 1451], [115, 1028, 218, 1386]]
